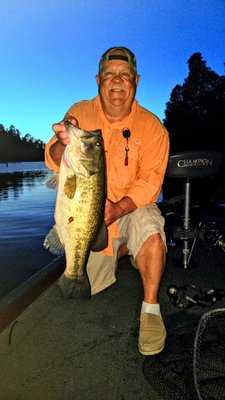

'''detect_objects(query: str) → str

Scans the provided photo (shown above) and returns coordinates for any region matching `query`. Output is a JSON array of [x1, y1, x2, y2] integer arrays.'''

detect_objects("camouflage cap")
[[99, 46, 137, 73]]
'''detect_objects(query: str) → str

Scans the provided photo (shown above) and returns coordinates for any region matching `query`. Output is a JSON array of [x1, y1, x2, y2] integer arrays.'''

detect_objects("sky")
[[0, 0, 225, 144]]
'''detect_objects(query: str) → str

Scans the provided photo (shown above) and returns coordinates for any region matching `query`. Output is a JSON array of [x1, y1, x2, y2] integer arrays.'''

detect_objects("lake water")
[[0, 162, 57, 298]]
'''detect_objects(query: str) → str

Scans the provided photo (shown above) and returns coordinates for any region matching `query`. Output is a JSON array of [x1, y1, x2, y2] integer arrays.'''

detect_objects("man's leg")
[[135, 233, 166, 304], [135, 233, 167, 355], [86, 237, 127, 295]]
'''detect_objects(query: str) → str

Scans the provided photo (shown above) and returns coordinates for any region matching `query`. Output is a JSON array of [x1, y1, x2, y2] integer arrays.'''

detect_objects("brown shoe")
[[138, 313, 166, 356]]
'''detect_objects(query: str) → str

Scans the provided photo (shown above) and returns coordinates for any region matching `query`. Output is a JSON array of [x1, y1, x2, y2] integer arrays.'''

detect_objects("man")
[[45, 46, 170, 356]]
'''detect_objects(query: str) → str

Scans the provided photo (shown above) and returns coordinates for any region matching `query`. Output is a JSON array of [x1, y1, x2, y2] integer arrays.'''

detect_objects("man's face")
[[96, 60, 139, 110]]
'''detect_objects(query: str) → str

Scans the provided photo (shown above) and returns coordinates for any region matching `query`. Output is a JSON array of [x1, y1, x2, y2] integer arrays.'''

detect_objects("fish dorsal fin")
[[43, 226, 64, 256], [46, 174, 59, 189], [64, 175, 77, 199]]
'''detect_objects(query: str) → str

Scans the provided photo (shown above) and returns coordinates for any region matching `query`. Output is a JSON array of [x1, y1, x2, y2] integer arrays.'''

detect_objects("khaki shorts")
[[86, 204, 167, 295]]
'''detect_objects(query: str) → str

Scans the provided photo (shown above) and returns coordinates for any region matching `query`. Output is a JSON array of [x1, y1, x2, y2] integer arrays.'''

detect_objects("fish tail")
[[58, 273, 90, 299]]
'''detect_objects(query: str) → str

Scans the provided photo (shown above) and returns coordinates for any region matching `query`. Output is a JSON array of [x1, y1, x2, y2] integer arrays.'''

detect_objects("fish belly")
[[55, 171, 104, 281]]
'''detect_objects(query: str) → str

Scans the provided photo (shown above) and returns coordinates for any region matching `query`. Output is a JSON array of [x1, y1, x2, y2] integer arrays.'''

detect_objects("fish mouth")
[[79, 152, 100, 162]]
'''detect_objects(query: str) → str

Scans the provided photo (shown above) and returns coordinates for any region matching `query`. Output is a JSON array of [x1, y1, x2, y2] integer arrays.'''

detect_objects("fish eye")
[[96, 141, 101, 146]]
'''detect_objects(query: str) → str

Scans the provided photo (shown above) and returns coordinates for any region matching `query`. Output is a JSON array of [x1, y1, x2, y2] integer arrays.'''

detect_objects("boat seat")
[[165, 150, 224, 268]]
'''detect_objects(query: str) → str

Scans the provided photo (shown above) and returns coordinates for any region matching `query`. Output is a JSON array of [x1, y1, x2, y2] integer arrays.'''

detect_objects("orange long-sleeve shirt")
[[45, 95, 170, 255]]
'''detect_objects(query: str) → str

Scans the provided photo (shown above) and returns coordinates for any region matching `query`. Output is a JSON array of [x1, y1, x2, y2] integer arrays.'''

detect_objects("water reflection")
[[0, 170, 50, 201], [0, 162, 57, 298]]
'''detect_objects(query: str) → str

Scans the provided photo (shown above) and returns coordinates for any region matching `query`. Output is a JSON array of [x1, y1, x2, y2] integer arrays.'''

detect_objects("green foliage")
[[0, 125, 45, 162], [164, 52, 225, 153]]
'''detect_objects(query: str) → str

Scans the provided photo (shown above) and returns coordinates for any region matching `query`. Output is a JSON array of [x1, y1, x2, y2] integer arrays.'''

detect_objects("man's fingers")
[[52, 121, 69, 146], [65, 116, 79, 126], [52, 117, 78, 147], [52, 120, 65, 133]]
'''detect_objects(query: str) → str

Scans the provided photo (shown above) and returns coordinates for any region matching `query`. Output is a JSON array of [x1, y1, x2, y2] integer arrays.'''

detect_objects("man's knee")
[[136, 233, 166, 259], [145, 233, 165, 248]]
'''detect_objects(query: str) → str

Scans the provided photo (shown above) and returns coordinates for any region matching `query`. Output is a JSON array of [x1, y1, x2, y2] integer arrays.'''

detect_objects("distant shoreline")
[[0, 161, 48, 174]]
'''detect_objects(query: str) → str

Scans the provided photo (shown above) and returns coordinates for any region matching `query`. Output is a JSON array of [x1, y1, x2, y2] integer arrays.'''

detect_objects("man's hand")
[[104, 197, 137, 226], [52, 117, 78, 146], [49, 117, 78, 167]]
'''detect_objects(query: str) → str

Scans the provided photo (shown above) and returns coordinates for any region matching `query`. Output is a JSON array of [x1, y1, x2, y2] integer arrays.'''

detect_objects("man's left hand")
[[104, 197, 137, 226]]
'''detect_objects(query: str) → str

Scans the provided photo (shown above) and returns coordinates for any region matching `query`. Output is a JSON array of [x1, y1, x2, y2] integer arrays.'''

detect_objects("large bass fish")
[[44, 122, 107, 298]]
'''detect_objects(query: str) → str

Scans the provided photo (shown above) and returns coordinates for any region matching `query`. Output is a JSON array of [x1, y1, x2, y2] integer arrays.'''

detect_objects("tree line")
[[163, 52, 225, 200], [164, 52, 225, 152], [0, 125, 45, 162]]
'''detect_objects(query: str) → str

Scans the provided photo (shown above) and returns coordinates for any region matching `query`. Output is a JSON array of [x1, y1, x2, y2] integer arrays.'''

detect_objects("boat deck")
[[0, 243, 225, 400]]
